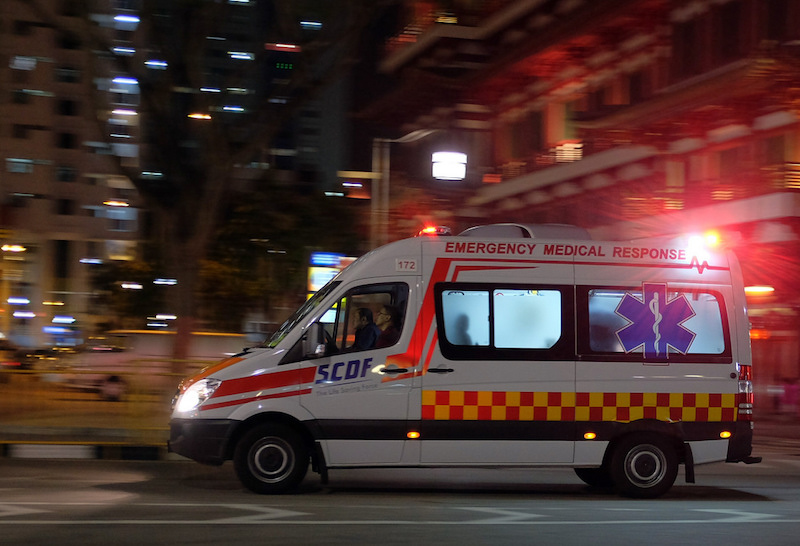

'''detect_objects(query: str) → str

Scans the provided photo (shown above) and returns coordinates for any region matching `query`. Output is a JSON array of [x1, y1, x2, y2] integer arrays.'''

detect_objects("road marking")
[[0, 503, 796, 526], [0, 505, 50, 518], [695, 509, 778, 522], [456, 507, 547, 523], [208, 504, 309, 523]]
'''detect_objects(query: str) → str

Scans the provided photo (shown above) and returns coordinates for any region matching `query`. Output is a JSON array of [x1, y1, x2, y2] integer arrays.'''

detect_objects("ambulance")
[[169, 223, 761, 498]]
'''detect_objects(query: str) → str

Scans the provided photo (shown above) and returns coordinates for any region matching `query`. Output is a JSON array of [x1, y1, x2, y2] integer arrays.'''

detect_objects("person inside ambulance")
[[449, 314, 472, 346], [352, 307, 380, 350], [375, 305, 401, 348]]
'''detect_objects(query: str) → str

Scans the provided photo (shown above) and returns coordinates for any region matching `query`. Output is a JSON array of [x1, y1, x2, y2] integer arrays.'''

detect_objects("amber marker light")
[[407, 431, 420, 439], [720, 431, 732, 439], [703, 230, 721, 248], [583, 432, 597, 440], [1, 245, 26, 252], [744, 285, 775, 296]]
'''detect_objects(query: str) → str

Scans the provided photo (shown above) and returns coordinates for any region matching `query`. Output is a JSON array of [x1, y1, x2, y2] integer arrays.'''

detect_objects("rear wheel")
[[610, 434, 678, 499], [233, 424, 309, 494]]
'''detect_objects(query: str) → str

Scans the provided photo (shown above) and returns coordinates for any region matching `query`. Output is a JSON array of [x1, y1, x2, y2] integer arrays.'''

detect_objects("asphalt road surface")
[[1, 442, 799, 546]]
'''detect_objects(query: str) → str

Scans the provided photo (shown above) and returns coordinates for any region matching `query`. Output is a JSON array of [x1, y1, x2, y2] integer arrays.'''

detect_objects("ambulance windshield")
[[263, 281, 341, 348]]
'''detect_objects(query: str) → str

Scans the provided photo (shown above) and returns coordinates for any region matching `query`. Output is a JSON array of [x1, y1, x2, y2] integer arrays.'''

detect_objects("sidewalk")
[[752, 416, 800, 449], [0, 423, 172, 460]]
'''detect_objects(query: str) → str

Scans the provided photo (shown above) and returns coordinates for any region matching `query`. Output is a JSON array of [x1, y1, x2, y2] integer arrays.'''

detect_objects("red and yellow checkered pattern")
[[421, 390, 737, 422]]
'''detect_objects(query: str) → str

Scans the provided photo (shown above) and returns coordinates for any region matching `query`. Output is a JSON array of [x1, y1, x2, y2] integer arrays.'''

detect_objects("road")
[[1, 442, 798, 545]]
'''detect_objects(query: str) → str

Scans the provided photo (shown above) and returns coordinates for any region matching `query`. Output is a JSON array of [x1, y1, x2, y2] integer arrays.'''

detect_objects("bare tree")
[[20, 0, 387, 364]]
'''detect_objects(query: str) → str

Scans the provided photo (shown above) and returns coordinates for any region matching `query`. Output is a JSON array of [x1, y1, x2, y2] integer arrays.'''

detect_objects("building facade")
[[364, 0, 800, 403], [1, 0, 352, 347], [1, 0, 142, 347]]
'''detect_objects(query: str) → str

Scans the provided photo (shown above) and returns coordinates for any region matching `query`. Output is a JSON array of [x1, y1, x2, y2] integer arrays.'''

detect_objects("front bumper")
[[168, 418, 239, 465]]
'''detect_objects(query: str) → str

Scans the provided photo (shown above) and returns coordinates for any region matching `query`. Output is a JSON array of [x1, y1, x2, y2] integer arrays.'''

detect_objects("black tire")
[[574, 466, 614, 489], [233, 424, 309, 494], [610, 433, 678, 499]]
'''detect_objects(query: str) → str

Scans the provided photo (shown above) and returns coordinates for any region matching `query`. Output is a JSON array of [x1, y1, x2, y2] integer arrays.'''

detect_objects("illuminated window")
[[585, 288, 727, 357], [6, 158, 34, 173], [494, 289, 561, 349], [441, 290, 489, 346], [436, 284, 570, 359]]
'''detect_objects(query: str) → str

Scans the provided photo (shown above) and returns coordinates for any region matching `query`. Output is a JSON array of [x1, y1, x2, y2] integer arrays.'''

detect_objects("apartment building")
[[1, 0, 352, 347], [0, 0, 141, 347]]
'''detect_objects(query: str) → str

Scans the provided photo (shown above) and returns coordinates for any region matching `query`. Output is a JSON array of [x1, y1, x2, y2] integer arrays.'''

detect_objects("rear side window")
[[440, 289, 490, 346], [579, 284, 731, 363], [436, 283, 572, 360], [494, 289, 562, 349]]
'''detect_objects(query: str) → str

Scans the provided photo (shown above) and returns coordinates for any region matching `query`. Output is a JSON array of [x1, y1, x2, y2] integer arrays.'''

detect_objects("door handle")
[[427, 367, 454, 374], [381, 366, 409, 375]]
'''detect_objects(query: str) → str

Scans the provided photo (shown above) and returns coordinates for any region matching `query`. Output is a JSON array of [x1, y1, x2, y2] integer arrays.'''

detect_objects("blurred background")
[[1, 0, 799, 441]]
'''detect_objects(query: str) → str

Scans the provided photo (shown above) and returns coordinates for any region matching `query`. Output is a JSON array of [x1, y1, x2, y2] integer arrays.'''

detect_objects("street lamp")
[[371, 130, 467, 248], [432, 152, 467, 181]]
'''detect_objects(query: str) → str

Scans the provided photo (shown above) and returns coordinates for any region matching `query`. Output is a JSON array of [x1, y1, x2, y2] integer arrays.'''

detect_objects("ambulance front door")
[[300, 279, 416, 466], [419, 282, 576, 464]]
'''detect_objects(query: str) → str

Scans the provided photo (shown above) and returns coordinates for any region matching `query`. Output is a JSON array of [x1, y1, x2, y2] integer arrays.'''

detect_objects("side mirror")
[[303, 323, 327, 358]]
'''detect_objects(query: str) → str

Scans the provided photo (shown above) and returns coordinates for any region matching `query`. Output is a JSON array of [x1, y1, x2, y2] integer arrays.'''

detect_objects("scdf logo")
[[316, 358, 373, 384]]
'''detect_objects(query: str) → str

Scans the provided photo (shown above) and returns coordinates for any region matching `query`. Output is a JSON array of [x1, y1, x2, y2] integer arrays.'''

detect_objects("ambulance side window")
[[436, 283, 573, 360], [494, 289, 562, 349], [440, 290, 490, 346], [581, 287, 730, 361], [301, 282, 409, 360]]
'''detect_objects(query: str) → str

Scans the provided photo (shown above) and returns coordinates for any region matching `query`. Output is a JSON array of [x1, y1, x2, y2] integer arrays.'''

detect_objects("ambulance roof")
[[331, 223, 736, 284], [459, 223, 591, 240]]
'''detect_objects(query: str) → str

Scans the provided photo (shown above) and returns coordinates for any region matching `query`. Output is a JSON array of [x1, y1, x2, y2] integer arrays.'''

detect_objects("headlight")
[[175, 378, 221, 412]]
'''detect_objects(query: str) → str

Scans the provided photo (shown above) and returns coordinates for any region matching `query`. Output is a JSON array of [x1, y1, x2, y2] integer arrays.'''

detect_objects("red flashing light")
[[417, 226, 452, 237]]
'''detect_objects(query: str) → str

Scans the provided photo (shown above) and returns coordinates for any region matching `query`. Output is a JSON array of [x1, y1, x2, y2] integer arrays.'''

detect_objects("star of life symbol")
[[615, 282, 696, 359]]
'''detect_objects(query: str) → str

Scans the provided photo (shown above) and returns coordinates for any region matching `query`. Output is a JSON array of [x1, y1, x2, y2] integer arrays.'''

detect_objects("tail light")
[[737, 363, 754, 421]]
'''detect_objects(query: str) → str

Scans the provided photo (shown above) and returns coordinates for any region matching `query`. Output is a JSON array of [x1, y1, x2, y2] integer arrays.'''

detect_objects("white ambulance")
[[169, 223, 761, 498]]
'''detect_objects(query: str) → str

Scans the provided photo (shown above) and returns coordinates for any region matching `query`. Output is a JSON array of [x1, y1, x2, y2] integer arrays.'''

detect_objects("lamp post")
[[370, 130, 467, 248]]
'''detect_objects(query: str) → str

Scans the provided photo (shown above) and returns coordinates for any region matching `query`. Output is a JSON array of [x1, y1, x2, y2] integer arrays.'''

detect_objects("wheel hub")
[[625, 445, 667, 487], [252, 441, 291, 481]]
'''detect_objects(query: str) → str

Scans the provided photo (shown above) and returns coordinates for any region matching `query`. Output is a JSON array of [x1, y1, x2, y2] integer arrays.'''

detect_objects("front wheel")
[[610, 434, 678, 499], [233, 424, 309, 494]]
